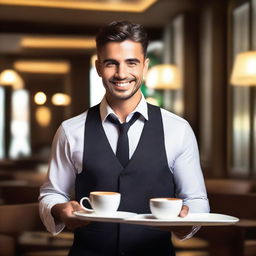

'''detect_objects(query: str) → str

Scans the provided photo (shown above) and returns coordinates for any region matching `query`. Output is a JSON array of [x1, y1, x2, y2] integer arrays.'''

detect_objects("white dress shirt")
[[39, 95, 210, 237]]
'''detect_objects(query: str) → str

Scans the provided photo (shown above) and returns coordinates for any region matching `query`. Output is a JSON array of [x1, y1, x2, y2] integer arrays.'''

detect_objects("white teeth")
[[115, 82, 130, 87]]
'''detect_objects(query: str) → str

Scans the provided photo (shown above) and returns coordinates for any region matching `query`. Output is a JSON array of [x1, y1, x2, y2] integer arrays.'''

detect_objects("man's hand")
[[159, 205, 193, 239], [178, 204, 189, 217], [51, 201, 90, 231]]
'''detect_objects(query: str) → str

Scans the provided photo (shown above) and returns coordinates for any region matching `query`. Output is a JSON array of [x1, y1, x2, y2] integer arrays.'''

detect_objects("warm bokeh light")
[[51, 93, 71, 106], [0, 69, 24, 89], [91, 54, 97, 67], [34, 92, 47, 105], [146, 64, 181, 90], [21, 37, 96, 49], [0, 69, 17, 84], [35, 106, 51, 127], [145, 97, 160, 106], [14, 60, 70, 74], [0, 0, 158, 13], [230, 51, 256, 86]]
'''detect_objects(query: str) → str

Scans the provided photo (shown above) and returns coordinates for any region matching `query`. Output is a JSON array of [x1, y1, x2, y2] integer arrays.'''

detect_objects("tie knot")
[[119, 122, 130, 133], [107, 112, 140, 134]]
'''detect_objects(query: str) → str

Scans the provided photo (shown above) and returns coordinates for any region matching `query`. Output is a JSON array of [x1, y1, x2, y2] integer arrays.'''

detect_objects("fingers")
[[66, 201, 90, 230], [155, 205, 190, 233], [179, 205, 189, 218], [70, 200, 84, 212], [53, 201, 90, 231], [66, 201, 91, 230]]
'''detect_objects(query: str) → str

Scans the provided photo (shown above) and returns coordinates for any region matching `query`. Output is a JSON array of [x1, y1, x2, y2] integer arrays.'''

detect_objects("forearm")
[[39, 194, 69, 235], [51, 201, 89, 231], [51, 203, 66, 224], [51, 201, 81, 224]]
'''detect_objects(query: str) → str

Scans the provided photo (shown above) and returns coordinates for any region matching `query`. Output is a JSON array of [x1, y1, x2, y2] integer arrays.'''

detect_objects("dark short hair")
[[96, 20, 149, 57]]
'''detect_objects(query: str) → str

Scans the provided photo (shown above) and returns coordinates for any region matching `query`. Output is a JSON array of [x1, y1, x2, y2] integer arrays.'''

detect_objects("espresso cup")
[[80, 191, 121, 216], [150, 198, 183, 219]]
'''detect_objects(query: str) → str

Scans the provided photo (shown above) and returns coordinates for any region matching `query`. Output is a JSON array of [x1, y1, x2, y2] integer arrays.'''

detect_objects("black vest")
[[69, 103, 176, 256]]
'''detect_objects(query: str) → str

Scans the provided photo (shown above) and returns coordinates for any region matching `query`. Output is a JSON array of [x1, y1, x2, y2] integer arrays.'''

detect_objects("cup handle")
[[80, 197, 94, 213]]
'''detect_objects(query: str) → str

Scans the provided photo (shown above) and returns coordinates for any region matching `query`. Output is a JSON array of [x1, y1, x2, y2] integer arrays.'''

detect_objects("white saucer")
[[124, 213, 239, 226], [74, 211, 138, 223]]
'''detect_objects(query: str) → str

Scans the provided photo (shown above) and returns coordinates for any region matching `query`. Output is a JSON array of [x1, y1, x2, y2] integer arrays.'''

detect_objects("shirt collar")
[[100, 93, 149, 123]]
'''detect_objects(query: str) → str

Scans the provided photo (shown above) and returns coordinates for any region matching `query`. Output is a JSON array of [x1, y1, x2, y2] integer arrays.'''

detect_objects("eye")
[[127, 61, 138, 67], [105, 62, 116, 67], [126, 59, 140, 67]]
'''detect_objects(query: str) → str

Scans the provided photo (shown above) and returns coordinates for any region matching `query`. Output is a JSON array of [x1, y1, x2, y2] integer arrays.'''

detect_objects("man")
[[39, 20, 209, 256]]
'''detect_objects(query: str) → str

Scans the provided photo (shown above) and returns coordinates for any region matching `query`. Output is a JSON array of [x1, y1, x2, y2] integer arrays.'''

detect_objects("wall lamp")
[[230, 51, 256, 86], [145, 64, 181, 90], [0, 69, 24, 89]]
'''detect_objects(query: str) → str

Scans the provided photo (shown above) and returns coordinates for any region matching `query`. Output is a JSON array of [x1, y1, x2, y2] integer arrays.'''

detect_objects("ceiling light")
[[0, 0, 158, 13], [14, 60, 70, 74], [21, 37, 96, 49]]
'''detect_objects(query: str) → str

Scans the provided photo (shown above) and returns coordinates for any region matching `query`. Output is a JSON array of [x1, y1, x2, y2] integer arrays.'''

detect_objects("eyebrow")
[[102, 58, 141, 64], [126, 58, 141, 63], [103, 59, 118, 64]]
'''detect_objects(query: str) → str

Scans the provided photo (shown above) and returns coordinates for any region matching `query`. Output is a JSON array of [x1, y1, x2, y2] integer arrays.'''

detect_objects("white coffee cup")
[[80, 191, 121, 216], [150, 198, 183, 219]]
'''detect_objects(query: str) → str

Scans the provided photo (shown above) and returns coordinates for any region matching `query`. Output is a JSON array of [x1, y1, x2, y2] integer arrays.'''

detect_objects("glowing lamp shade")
[[230, 51, 256, 86], [146, 64, 181, 90], [52, 93, 71, 106], [0, 69, 24, 89]]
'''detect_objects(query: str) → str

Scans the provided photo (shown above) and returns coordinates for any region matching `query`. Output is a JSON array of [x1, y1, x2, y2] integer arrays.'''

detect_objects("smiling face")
[[96, 40, 149, 106]]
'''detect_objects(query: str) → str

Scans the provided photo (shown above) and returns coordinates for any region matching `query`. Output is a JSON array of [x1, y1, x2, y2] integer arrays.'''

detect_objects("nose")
[[115, 64, 128, 79]]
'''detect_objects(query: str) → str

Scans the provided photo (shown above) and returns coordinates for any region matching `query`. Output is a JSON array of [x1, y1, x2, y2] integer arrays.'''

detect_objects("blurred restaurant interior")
[[0, 0, 256, 255]]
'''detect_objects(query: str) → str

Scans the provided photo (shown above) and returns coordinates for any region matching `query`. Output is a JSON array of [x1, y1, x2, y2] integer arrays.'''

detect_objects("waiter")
[[39, 20, 210, 256]]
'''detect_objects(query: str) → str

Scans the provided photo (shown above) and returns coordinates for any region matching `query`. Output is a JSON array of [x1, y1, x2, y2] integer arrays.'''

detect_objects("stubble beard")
[[104, 80, 142, 101]]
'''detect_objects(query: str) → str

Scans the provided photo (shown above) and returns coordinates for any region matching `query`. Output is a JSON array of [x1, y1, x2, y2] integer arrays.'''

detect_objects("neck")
[[106, 94, 141, 122]]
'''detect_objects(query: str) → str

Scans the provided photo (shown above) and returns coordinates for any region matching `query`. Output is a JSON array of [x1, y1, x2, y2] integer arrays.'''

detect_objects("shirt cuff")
[[39, 201, 66, 236]]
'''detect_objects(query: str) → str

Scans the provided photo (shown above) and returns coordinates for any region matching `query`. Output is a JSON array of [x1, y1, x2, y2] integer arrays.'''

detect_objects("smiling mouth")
[[111, 80, 134, 87]]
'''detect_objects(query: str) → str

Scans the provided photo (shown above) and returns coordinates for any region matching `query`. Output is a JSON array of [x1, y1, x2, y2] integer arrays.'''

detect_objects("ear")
[[143, 58, 150, 78], [95, 59, 102, 77]]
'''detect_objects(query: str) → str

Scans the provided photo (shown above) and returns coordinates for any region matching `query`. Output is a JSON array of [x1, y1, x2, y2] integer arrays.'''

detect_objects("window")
[[9, 89, 31, 159], [0, 87, 4, 159]]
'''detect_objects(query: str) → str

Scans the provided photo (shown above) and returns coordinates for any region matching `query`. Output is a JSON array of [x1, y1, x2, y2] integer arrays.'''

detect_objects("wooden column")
[[199, 0, 228, 178], [69, 56, 90, 117]]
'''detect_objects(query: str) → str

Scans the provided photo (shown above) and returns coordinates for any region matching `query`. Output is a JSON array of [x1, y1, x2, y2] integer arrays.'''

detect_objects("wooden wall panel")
[[199, 1, 228, 178]]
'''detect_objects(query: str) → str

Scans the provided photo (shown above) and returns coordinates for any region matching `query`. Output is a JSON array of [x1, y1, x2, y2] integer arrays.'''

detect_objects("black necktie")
[[107, 112, 140, 167]]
